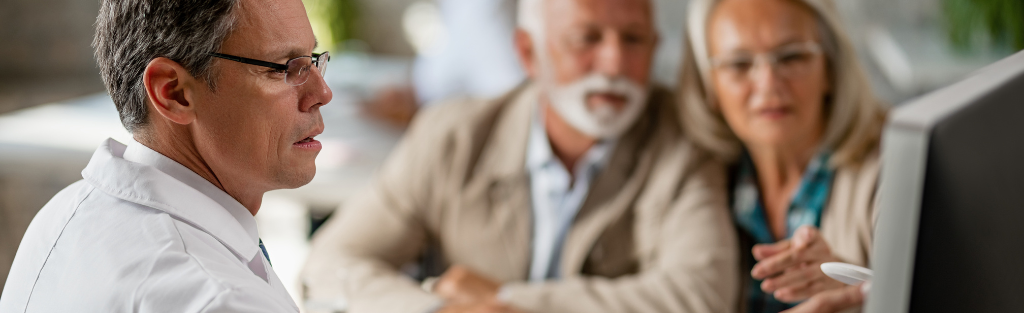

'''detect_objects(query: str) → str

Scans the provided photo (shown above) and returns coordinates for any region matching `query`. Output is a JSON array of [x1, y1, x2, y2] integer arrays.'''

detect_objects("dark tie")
[[259, 238, 272, 266]]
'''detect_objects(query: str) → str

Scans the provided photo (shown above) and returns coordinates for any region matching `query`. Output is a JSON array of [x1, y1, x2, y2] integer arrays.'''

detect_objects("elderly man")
[[0, 0, 330, 312], [302, 0, 738, 312]]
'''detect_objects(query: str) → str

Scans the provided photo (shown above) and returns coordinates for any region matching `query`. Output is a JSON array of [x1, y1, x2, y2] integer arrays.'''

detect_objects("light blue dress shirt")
[[524, 110, 616, 281]]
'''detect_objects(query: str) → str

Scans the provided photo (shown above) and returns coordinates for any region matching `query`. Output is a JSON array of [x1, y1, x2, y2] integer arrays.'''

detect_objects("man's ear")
[[143, 57, 198, 126], [514, 29, 540, 79]]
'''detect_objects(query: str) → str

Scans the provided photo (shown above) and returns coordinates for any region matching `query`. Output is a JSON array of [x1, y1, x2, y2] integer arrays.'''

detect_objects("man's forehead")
[[226, 0, 317, 59], [547, 0, 654, 28]]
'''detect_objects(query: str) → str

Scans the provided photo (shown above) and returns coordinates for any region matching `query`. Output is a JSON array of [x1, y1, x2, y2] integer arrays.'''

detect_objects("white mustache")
[[546, 74, 650, 139], [572, 75, 646, 105]]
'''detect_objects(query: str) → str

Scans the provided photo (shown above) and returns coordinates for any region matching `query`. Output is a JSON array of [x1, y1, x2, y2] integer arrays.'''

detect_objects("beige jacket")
[[735, 152, 881, 311], [821, 152, 881, 268], [302, 83, 740, 312]]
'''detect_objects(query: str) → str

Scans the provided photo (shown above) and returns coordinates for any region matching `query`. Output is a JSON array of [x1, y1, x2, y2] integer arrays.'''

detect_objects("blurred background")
[[0, 0, 1021, 311]]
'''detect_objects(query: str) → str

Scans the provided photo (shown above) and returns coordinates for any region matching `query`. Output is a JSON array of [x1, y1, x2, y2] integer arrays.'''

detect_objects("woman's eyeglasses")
[[710, 41, 823, 84], [209, 51, 330, 86]]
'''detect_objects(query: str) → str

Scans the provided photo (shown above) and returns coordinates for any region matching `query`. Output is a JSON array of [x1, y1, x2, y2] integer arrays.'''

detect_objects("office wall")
[[0, 0, 105, 114], [353, 0, 421, 56], [0, 146, 91, 298], [0, 0, 103, 296]]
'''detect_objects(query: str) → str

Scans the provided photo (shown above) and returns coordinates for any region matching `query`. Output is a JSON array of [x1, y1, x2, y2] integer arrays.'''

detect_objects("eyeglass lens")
[[285, 52, 330, 86], [713, 43, 820, 83]]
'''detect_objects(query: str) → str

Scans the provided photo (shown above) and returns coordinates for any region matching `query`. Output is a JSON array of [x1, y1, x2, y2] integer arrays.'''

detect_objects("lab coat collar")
[[81, 138, 260, 263], [121, 139, 260, 247]]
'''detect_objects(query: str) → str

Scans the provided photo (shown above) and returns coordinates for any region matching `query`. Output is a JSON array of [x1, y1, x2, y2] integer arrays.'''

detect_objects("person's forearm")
[[339, 258, 444, 312], [498, 269, 739, 312]]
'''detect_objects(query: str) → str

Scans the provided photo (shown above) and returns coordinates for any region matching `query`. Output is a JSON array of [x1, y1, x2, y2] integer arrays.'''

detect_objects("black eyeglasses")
[[209, 51, 330, 86]]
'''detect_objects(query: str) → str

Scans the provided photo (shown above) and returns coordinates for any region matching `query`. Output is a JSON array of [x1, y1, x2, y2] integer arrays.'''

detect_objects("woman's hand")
[[751, 225, 846, 303], [783, 282, 869, 313]]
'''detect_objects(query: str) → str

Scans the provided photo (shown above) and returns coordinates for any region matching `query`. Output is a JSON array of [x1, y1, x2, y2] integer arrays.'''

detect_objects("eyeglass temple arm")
[[210, 53, 289, 71], [312, 53, 328, 66]]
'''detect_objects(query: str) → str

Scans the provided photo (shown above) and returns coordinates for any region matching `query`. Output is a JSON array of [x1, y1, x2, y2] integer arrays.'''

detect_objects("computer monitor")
[[867, 49, 1024, 312]]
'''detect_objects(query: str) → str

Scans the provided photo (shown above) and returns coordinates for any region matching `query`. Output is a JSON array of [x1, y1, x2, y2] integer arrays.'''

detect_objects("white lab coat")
[[0, 138, 298, 312]]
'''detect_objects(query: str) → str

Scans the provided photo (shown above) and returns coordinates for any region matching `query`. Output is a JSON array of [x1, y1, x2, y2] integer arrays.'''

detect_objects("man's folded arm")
[[304, 185, 440, 312], [499, 160, 741, 312]]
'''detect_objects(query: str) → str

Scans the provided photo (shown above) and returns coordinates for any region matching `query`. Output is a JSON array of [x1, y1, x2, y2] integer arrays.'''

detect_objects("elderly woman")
[[678, 0, 887, 312]]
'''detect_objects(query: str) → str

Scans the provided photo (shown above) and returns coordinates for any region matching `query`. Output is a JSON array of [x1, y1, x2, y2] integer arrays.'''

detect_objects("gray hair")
[[679, 0, 887, 167], [93, 0, 241, 133], [517, 0, 546, 45]]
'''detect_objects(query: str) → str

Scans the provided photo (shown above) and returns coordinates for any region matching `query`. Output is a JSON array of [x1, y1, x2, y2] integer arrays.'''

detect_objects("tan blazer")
[[734, 151, 881, 311], [302, 83, 740, 312], [821, 151, 881, 268]]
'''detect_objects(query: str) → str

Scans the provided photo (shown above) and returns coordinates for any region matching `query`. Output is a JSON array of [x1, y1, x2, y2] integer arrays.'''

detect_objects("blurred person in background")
[[303, 0, 739, 312], [413, 0, 525, 106], [679, 0, 887, 312], [0, 0, 331, 311], [365, 0, 524, 128]]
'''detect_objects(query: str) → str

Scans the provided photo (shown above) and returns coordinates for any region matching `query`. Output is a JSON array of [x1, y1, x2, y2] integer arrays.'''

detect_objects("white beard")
[[545, 73, 651, 139]]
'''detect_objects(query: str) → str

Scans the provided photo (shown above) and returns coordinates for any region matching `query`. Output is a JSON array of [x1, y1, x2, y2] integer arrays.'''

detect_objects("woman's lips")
[[757, 108, 792, 120]]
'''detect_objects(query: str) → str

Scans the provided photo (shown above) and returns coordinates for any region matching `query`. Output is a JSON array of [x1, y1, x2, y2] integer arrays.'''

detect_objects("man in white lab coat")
[[0, 0, 331, 312]]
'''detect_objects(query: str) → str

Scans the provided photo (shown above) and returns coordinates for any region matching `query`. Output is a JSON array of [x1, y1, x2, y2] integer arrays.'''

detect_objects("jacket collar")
[[462, 83, 535, 279], [81, 138, 260, 262], [477, 82, 538, 184], [480, 82, 667, 187], [476, 82, 675, 276], [559, 89, 669, 274]]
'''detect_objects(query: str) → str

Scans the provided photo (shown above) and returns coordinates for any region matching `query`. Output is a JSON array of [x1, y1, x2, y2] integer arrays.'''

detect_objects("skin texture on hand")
[[783, 282, 867, 313], [436, 302, 520, 313], [433, 265, 521, 313], [751, 226, 846, 302]]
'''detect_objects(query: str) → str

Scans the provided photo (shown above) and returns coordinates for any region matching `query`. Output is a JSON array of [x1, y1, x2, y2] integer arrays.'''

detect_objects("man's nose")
[[301, 69, 333, 112], [594, 32, 625, 77]]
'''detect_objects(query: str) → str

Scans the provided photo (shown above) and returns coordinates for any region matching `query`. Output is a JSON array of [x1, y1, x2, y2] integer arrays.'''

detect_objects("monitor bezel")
[[866, 50, 1024, 312]]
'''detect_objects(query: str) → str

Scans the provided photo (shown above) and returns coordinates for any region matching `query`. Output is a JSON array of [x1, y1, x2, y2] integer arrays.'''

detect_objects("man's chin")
[[274, 163, 317, 190]]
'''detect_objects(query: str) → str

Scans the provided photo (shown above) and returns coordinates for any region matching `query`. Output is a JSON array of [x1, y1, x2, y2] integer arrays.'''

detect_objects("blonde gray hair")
[[679, 0, 886, 167]]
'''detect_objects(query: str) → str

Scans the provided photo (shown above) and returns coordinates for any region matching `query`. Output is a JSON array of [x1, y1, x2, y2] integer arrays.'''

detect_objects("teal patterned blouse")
[[731, 151, 835, 313]]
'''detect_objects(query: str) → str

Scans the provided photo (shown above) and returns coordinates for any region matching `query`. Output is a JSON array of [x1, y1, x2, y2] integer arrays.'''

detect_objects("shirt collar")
[[525, 106, 617, 175], [122, 139, 260, 245], [731, 150, 835, 244], [81, 138, 260, 262]]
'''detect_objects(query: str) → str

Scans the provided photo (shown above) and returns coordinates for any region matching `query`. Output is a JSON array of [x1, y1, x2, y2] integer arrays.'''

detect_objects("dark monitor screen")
[[910, 63, 1024, 312], [868, 50, 1024, 312]]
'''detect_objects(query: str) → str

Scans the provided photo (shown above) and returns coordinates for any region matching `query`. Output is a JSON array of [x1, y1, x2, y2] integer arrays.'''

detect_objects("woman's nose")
[[748, 62, 788, 107], [750, 60, 786, 95]]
